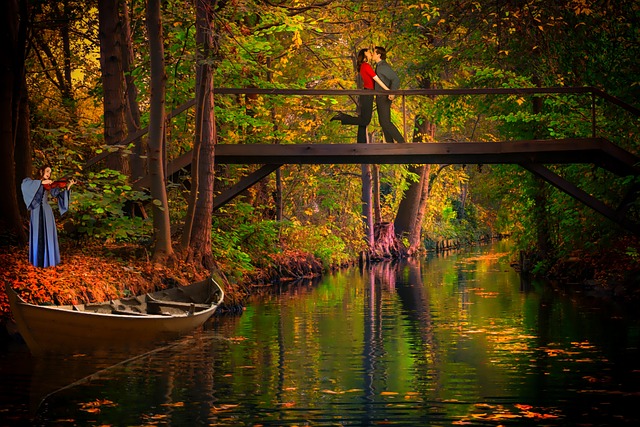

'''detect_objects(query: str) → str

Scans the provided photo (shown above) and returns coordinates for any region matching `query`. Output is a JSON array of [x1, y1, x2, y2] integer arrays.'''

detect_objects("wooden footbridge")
[[86, 87, 640, 233]]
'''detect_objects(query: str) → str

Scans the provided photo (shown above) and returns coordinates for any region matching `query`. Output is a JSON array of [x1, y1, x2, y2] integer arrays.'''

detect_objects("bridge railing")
[[85, 87, 639, 169], [214, 87, 638, 143]]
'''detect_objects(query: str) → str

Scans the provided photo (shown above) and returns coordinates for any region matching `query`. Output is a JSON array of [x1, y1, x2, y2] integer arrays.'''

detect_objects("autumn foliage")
[[0, 243, 209, 323]]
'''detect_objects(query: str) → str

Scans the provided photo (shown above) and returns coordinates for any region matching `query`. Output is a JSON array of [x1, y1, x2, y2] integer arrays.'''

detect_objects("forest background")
[[1, 0, 640, 322]]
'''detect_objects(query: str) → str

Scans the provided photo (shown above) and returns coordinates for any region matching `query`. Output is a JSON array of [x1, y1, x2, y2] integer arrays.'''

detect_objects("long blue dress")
[[21, 178, 71, 268]]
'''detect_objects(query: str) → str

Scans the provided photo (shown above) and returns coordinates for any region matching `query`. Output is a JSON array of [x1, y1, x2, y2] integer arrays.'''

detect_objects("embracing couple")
[[332, 46, 405, 144]]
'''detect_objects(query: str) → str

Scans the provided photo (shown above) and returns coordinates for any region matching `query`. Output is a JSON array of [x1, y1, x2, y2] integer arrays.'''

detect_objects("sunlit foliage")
[[16, 0, 640, 277]]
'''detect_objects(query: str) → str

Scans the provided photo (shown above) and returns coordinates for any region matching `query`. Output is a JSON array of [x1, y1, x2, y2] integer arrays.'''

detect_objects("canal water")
[[2, 240, 640, 426]]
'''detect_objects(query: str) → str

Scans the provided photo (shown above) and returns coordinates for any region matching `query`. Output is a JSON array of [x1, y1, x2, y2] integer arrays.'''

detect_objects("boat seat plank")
[[110, 308, 151, 316], [146, 300, 209, 310]]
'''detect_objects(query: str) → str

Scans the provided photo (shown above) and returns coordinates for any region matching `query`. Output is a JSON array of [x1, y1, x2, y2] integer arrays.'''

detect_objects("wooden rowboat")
[[5, 277, 224, 355]]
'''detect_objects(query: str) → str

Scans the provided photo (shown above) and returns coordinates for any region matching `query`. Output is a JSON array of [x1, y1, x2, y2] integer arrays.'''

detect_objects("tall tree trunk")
[[407, 164, 431, 254], [181, 79, 203, 250], [13, 0, 31, 219], [184, 0, 217, 269], [98, 0, 129, 175], [59, 0, 76, 120], [146, 0, 173, 261], [0, 0, 27, 244], [394, 74, 436, 254], [372, 164, 381, 224], [533, 176, 552, 256], [531, 76, 553, 257], [266, 56, 283, 221], [394, 116, 428, 238], [275, 168, 283, 221], [394, 164, 421, 239], [14, 76, 32, 219], [407, 118, 434, 254], [394, 116, 434, 254], [362, 164, 374, 251], [121, 0, 144, 180]]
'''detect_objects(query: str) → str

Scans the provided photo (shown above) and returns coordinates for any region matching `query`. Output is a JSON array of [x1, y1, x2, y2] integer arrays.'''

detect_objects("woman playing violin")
[[21, 165, 76, 267]]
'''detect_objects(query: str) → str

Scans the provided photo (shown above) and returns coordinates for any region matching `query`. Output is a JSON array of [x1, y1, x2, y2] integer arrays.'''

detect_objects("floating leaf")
[[161, 402, 184, 407], [211, 404, 239, 413]]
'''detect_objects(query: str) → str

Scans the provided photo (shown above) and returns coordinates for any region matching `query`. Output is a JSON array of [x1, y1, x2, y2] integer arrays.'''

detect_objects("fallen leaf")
[[514, 404, 532, 410], [210, 404, 239, 413], [161, 402, 184, 407]]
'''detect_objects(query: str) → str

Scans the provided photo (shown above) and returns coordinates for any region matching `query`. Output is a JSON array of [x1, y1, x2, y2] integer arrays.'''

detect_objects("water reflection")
[[2, 241, 640, 425]]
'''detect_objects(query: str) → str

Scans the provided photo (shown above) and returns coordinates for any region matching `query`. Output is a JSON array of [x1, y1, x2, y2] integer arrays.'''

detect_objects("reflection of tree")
[[393, 258, 441, 402], [395, 258, 435, 344], [371, 260, 397, 291], [362, 263, 385, 424], [361, 259, 442, 420], [456, 259, 471, 316]]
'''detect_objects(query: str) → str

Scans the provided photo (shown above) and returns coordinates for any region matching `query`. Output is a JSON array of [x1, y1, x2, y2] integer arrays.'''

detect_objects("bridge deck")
[[130, 137, 640, 233], [135, 137, 639, 190], [212, 138, 638, 174]]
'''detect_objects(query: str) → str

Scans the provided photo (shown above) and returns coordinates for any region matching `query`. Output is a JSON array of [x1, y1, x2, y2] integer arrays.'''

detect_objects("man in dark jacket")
[[372, 46, 405, 143]]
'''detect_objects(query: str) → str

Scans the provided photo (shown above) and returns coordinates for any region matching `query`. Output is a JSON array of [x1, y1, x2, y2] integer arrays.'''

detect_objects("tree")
[[146, 0, 173, 261], [0, 0, 28, 245], [361, 164, 374, 252], [98, 0, 129, 175], [407, 119, 434, 255], [120, 0, 145, 180], [29, 0, 81, 121], [182, 0, 220, 269]]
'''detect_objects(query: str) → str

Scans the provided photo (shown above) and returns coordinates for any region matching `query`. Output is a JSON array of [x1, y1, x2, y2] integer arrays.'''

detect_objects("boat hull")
[[5, 278, 224, 355]]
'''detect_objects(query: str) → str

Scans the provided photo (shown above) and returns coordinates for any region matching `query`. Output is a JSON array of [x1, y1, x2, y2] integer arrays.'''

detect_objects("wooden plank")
[[212, 139, 640, 175], [133, 151, 193, 189], [591, 88, 640, 116], [213, 87, 595, 97], [213, 164, 282, 211], [83, 87, 639, 171], [597, 139, 640, 175], [131, 138, 639, 197]]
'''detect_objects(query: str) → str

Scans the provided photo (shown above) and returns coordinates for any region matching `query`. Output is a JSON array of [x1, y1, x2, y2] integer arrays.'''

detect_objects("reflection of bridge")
[[85, 87, 640, 233]]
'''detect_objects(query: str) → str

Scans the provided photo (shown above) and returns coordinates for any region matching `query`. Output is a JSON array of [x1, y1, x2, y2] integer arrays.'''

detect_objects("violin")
[[42, 178, 78, 191]]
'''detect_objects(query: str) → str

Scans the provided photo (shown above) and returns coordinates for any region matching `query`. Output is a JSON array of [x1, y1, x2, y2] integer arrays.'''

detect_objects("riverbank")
[[4, 235, 640, 343], [520, 235, 640, 301], [0, 241, 324, 339]]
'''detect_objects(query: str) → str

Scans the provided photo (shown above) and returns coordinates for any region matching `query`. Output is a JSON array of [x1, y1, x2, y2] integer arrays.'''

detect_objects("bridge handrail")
[[589, 87, 640, 117], [216, 86, 591, 96], [214, 86, 639, 117], [83, 86, 638, 170]]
